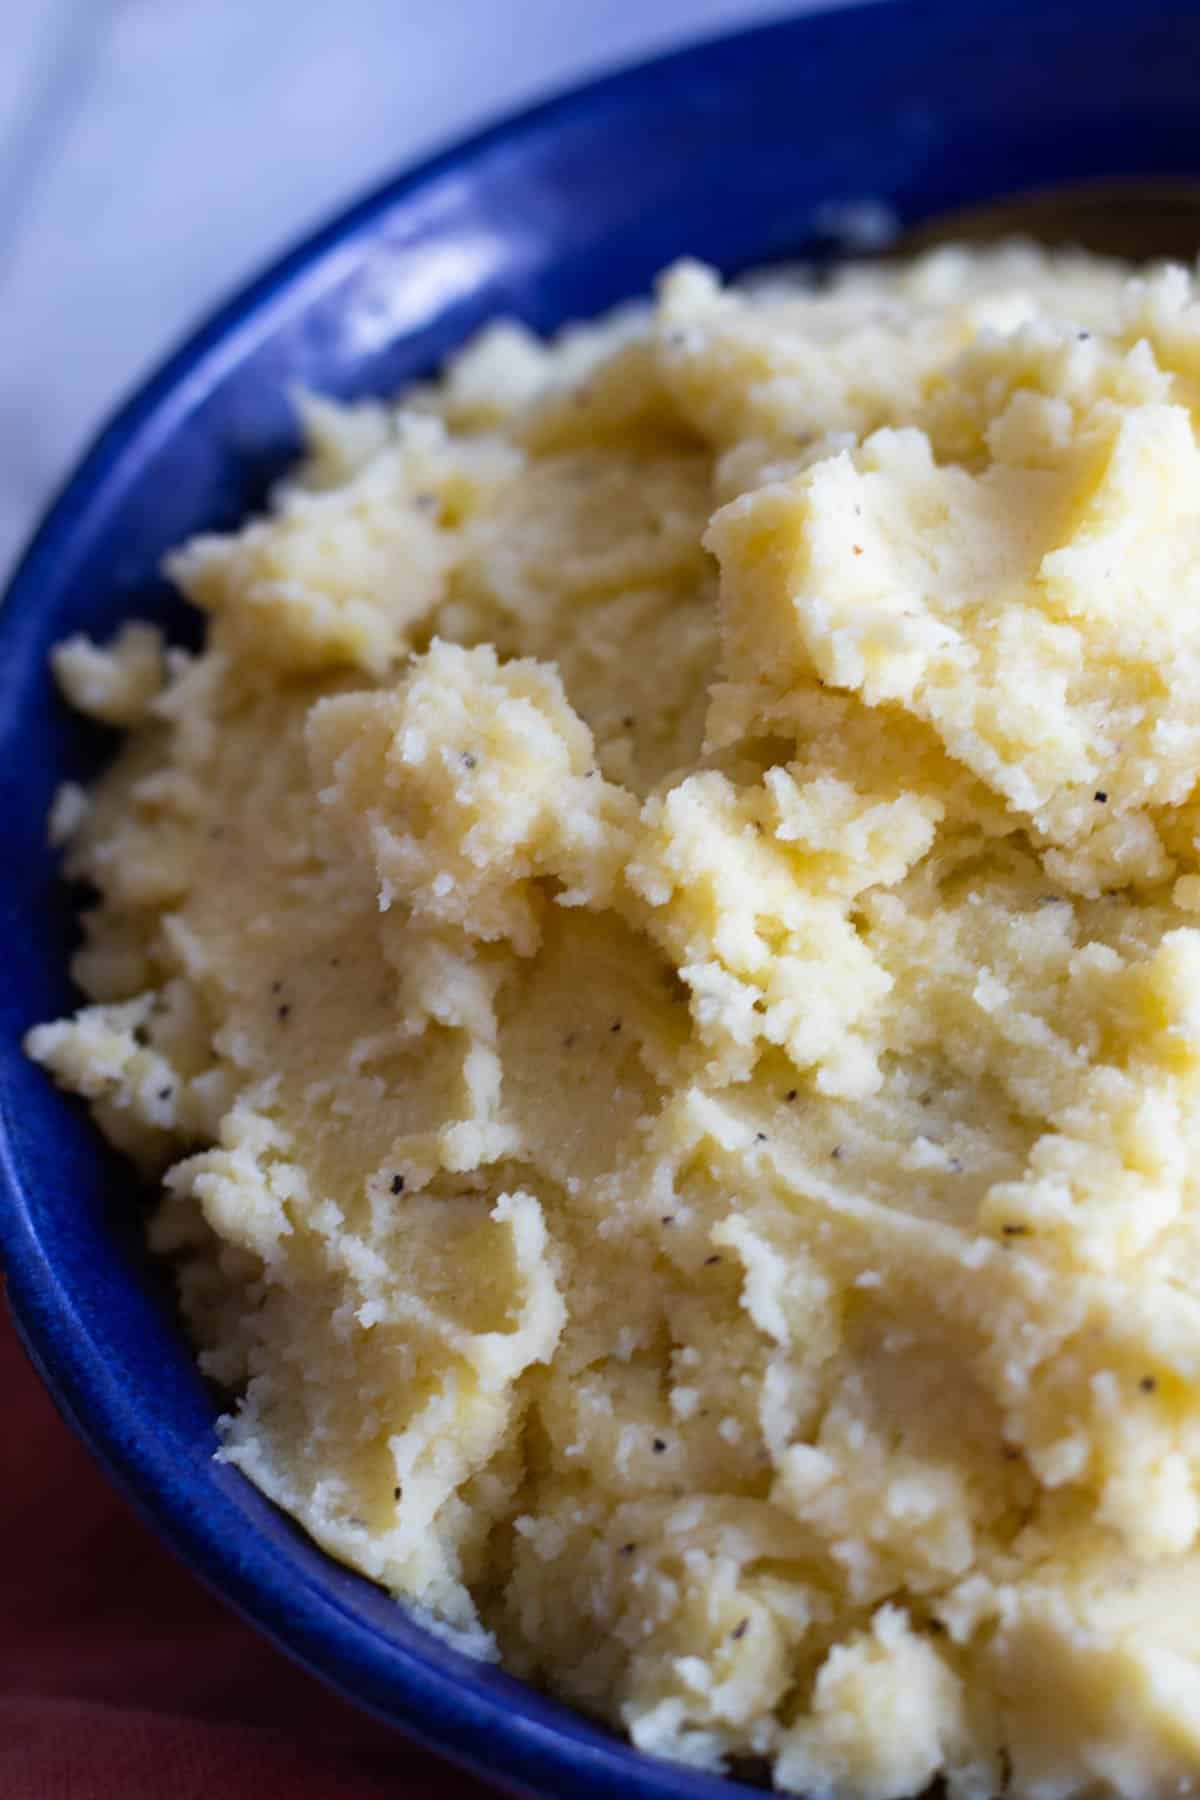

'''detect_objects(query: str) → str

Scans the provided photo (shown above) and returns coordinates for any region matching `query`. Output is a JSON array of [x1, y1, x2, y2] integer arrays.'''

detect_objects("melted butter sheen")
[[29, 243, 1200, 1799]]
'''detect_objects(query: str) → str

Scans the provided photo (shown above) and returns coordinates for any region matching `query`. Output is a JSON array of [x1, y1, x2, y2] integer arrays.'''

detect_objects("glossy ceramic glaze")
[[5, 3, 1200, 1795]]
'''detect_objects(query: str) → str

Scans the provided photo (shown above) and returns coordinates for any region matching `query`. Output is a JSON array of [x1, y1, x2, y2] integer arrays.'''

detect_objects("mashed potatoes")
[[30, 244, 1200, 1798]]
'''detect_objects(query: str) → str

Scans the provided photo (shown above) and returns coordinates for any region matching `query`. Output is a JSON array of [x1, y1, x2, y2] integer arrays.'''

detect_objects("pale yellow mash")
[[30, 245, 1200, 1798]]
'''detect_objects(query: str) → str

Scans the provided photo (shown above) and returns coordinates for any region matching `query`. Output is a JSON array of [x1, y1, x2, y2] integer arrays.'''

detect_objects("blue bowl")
[[5, 2, 1200, 1794]]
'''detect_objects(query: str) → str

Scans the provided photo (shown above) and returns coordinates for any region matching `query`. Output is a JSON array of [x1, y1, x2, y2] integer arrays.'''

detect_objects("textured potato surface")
[[31, 247, 1200, 1798]]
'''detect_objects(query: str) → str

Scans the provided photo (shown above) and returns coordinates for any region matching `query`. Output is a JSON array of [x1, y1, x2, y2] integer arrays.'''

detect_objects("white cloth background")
[[0, 0, 839, 583]]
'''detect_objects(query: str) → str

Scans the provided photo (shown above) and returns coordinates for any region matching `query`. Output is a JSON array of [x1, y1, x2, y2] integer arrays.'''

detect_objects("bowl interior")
[[5, 2, 1200, 1795]]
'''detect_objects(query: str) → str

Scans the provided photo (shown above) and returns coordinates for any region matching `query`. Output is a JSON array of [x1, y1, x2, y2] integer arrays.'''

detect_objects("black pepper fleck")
[[619, 1542, 636, 1556], [622, 715, 635, 729], [462, 752, 477, 770], [563, 1033, 576, 1049], [784, 1089, 797, 1103], [157, 1086, 172, 1101], [652, 1438, 667, 1453], [730, 1619, 750, 1641], [1001, 1223, 1029, 1236], [831, 1144, 845, 1160], [610, 1020, 622, 1034], [1094, 790, 1108, 804], [393, 1485, 402, 1500], [1140, 1375, 1157, 1393], [132, 1025, 149, 1047], [755, 1131, 767, 1143], [661, 1215, 675, 1225], [277, 1003, 291, 1021], [270, 979, 283, 994], [391, 1175, 405, 1196], [704, 1255, 722, 1266]]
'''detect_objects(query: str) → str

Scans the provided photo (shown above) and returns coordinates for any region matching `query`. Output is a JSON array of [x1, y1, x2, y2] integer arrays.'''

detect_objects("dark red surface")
[[0, 1301, 495, 1800]]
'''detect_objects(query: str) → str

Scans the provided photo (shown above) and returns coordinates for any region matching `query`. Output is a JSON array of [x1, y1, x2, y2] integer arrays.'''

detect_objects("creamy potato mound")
[[31, 245, 1200, 1798]]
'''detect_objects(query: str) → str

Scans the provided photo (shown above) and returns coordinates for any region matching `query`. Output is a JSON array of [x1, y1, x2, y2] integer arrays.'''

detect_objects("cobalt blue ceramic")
[[4, 2, 1200, 1794]]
